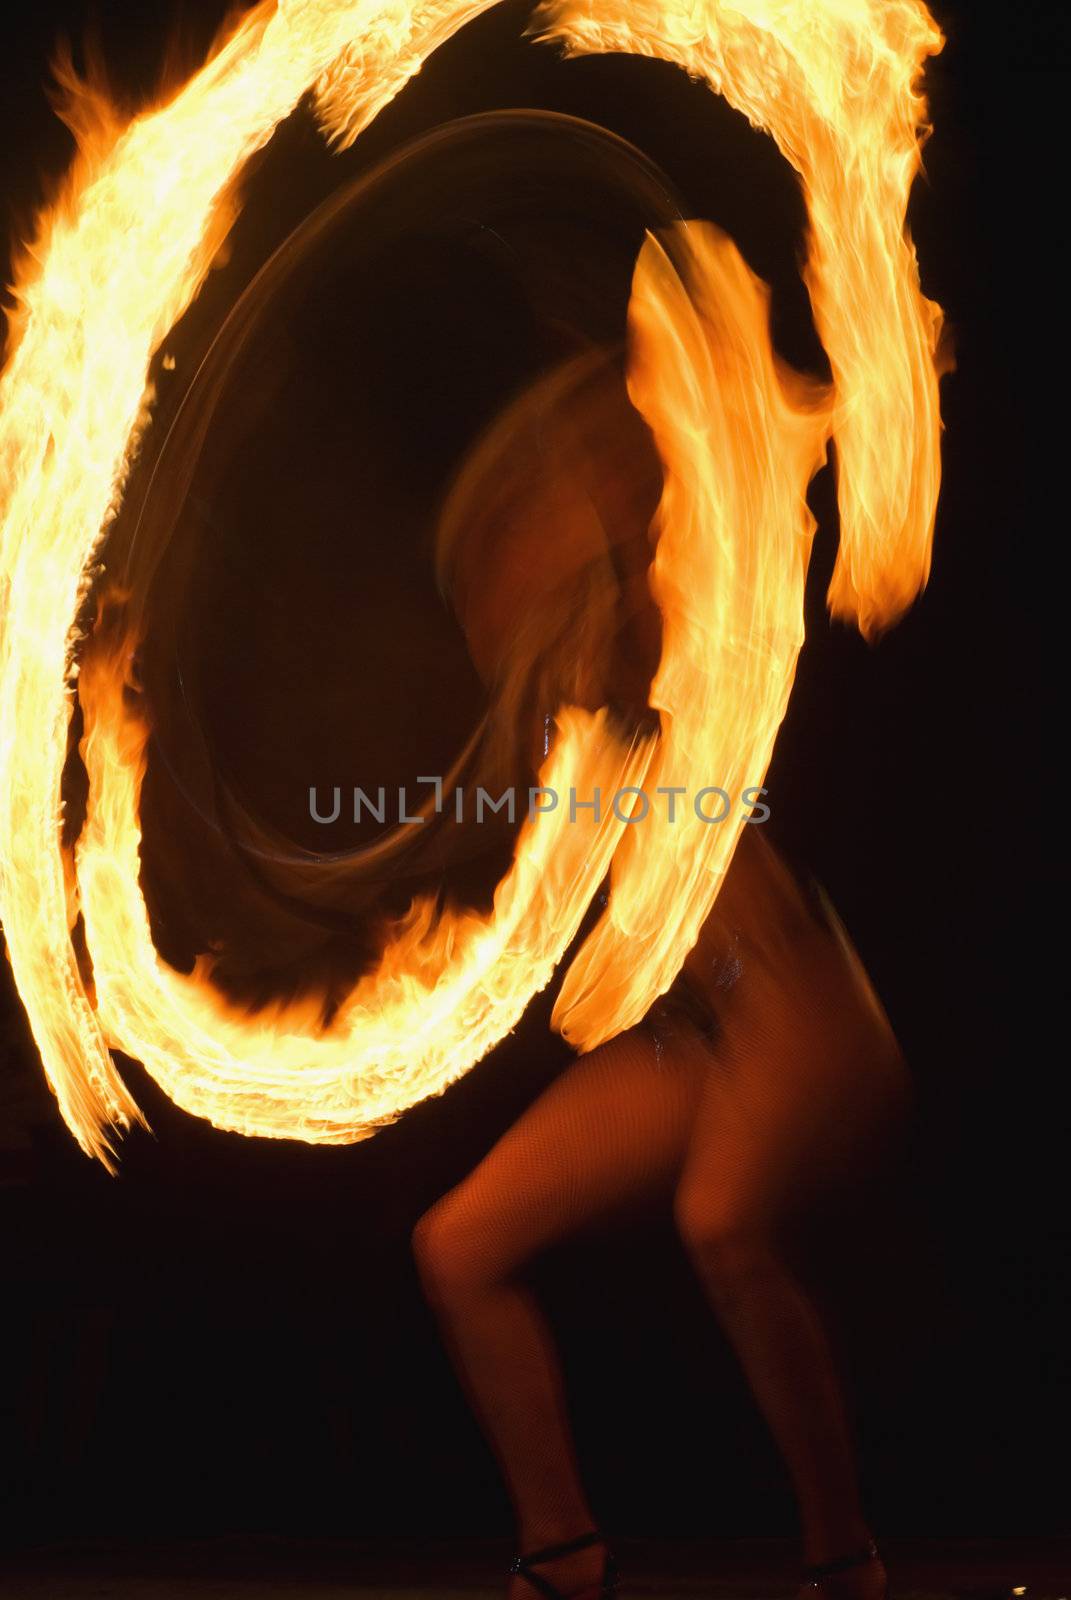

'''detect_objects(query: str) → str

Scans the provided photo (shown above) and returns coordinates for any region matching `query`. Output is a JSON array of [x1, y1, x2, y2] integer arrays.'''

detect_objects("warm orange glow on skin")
[[0, 0, 945, 1165]]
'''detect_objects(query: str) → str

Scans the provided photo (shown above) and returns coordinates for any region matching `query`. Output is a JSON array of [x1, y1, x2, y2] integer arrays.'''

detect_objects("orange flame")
[[553, 223, 831, 1049], [0, 0, 945, 1165]]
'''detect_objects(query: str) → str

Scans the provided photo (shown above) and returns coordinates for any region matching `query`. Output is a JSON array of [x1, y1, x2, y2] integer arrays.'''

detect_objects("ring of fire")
[[0, 0, 946, 1166]]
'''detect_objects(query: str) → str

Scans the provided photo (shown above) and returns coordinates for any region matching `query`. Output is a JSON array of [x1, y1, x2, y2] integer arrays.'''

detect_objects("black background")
[[0, 0, 1066, 1548]]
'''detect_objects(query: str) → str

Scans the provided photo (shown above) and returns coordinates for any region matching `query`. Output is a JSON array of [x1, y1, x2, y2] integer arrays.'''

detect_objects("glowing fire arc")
[[0, 0, 945, 1165]]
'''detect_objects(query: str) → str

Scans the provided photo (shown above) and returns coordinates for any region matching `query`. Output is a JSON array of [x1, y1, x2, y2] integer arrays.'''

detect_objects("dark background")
[[0, 0, 1066, 1552]]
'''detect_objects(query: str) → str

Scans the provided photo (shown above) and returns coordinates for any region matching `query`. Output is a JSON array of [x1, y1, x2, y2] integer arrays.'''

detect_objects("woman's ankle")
[[516, 1514, 601, 1553], [508, 1530, 611, 1600], [800, 1558, 886, 1600], [802, 1520, 875, 1569], [799, 1534, 885, 1600]]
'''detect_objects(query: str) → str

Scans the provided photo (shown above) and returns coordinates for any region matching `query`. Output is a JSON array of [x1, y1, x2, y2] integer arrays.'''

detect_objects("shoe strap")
[[510, 1531, 610, 1600], [802, 1538, 880, 1586]]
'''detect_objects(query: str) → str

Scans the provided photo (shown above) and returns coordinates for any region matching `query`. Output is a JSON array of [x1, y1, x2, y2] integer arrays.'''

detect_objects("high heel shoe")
[[801, 1538, 886, 1598], [509, 1530, 617, 1600]]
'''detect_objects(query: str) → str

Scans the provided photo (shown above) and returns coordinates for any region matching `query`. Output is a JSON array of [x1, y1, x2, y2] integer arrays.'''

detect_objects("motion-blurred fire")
[[0, 0, 946, 1165]]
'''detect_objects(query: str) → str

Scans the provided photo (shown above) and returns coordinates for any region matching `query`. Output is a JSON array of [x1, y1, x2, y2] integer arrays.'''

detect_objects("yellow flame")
[[533, 0, 947, 637], [0, 0, 945, 1164], [76, 637, 654, 1144], [553, 223, 830, 1048]]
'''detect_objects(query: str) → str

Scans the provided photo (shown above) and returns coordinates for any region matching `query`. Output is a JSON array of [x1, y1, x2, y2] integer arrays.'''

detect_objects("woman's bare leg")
[[413, 1027, 704, 1596], [674, 905, 904, 1596]]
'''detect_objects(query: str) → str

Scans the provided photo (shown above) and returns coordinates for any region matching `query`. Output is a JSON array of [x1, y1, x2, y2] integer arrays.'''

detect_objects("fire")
[[553, 224, 831, 1049], [0, 0, 945, 1165]]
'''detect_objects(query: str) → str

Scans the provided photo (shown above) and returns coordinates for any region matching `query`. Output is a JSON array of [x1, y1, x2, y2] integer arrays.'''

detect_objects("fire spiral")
[[0, 0, 945, 1166]]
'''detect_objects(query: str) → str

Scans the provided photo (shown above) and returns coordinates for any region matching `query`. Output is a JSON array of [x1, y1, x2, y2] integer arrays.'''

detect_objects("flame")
[[76, 636, 655, 1145], [553, 223, 831, 1048], [533, 0, 947, 637], [0, 0, 945, 1164]]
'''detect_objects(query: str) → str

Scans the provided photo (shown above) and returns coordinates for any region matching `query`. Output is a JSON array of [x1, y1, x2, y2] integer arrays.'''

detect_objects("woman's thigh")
[[676, 921, 909, 1238], [422, 1025, 707, 1281]]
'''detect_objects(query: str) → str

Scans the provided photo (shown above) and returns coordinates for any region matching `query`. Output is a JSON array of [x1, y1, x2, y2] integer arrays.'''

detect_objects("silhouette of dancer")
[[414, 821, 905, 1600], [413, 349, 908, 1600]]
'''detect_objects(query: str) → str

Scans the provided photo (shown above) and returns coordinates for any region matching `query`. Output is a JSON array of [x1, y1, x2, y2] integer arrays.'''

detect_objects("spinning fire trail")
[[0, 0, 946, 1166]]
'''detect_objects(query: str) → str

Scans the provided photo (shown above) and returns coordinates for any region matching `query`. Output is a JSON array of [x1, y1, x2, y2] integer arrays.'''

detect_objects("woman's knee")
[[411, 1187, 506, 1302], [673, 1182, 773, 1293]]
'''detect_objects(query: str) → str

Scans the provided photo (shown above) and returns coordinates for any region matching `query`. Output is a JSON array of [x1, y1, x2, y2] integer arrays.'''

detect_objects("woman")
[[413, 349, 909, 1600]]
